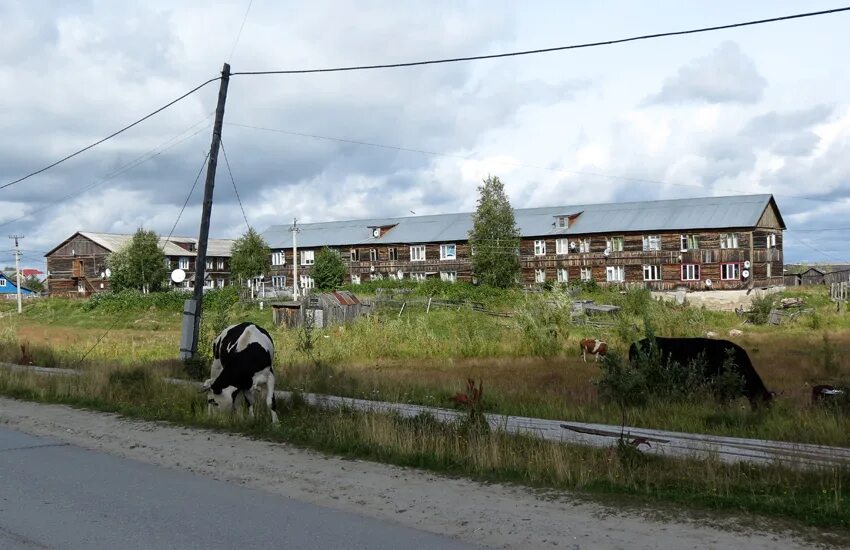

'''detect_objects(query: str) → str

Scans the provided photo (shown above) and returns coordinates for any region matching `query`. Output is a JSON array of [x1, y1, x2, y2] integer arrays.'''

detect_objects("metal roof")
[[77, 232, 234, 257], [262, 194, 780, 249]]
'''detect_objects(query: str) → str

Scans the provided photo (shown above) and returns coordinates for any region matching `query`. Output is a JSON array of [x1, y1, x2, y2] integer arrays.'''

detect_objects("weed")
[[747, 293, 775, 325]]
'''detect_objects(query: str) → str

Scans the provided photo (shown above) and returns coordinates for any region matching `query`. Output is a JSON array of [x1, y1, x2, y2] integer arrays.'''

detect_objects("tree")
[[230, 227, 271, 285], [108, 228, 167, 292], [468, 175, 520, 288], [311, 247, 347, 291], [23, 275, 44, 294]]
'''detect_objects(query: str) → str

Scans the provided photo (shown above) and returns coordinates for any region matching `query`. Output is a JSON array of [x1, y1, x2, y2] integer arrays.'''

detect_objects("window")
[[369, 249, 377, 262], [680, 234, 699, 251], [410, 272, 427, 282], [681, 264, 700, 281], [350, 248, 359, 262], [206, 259, 213, 270], [300, 250, 315, 266], [555, 238, 569, 255], [721, 263, 740, 280], [440, 244, 456, 260], [643, 265, 660, 281], [720, 233, 739, 249], [179, 257, 189, 270], [351, 274, 361, 285], [217, 278, 225, 288], [767, 234, 777, 248], [410, 245, 426, 261], [164, 258, 171, 268], [534, 240, 546, 256], [271, 252, 285, 265], [606, 236, 624, 252], [271, 275, 286, 288], [440, 271, 457, 283], [606, 266, 625, 282], [535, 269, 546, 283], [580, 267, 593, 281], [557, 268, 569, 283], [299, 274, 314, 289], [388, 247, 398, 261], [78, 280, 86, 293], [578, 238, 590, 253], [0, 279, 6, 287], [217, 258, 225, 270], [556, 216, 568, 228], [642, 235, 661, 252]]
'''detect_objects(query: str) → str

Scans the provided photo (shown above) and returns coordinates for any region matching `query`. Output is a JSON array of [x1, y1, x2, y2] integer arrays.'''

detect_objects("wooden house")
[[262, 194, 785, 292], [44, 232, 234, 297]]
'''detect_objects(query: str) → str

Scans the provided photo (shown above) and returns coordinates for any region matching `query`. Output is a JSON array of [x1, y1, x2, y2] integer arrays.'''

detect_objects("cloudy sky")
[[2, 1, 850, 271]]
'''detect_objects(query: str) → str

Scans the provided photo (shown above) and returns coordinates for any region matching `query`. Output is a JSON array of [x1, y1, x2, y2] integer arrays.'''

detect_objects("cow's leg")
[[594, 352, 599, 362], [266, 373, 279, 424], [243, 389, 256, 418]]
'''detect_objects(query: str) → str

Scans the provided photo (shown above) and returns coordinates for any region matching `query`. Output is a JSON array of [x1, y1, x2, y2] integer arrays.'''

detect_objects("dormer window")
[[554, 212, 582, 229]]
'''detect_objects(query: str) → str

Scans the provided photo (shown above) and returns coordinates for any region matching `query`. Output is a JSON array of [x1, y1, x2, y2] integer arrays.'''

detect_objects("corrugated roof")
[[77, 232, 234, 257], [262, 194, 780, 249]]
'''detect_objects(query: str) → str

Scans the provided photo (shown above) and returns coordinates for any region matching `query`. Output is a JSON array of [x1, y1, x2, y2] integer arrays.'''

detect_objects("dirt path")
[[0, 398, 818, 549]]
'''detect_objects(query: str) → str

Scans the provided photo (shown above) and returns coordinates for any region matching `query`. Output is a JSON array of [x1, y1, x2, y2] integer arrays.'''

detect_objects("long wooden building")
[[44, 232, 234, 297], [262, 194, 785, 291]]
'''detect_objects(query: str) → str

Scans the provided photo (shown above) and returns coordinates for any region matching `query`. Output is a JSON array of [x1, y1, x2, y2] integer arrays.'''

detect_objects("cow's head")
[[205, 386, 239, 411]]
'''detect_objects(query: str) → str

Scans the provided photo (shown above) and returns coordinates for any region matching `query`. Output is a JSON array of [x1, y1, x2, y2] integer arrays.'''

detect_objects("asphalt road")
[[0, 426, 474, 550]]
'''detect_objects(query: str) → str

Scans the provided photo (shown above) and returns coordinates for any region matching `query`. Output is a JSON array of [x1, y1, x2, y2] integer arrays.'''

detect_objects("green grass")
[[0, 364, 848, 534]]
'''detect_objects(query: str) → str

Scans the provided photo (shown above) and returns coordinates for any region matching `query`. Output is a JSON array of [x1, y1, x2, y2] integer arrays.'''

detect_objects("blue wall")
[[0, 275, 34, 295]]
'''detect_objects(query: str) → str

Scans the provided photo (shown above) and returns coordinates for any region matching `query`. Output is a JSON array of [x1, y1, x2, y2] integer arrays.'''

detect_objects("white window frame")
[[534, 268, 546, 283], [534, 240, 546, 256], [606, 236, 624, 253], [556, 216, 568, 229], [642, 235, 661, 252], [299, 274, 314, 289], [579, 238, 591, 253], [271, 275, 286, 288], [351, 274, 361, 285], [369, 249, 378, 262], [680, 234, 699, 252], [179, 257, 189, 270], [217, 258, 225, 270], [606, 265, 625, 282], [643, 265, 660, 281], [720, 233, 739, 249], [300, 250, 315, 266], [0, 279, 6, 288], [217, 278, 225, 288], [440, 271, 457, 283], [681, 264, 700, 281], [557, 268, 569, 283], [440, 244, 457, 260], [580, 267, 593, 281], [767, 234, 777, 248], [271, 251, 285, 266], [555, 238, 569, 255], [721, 263, 740, 281], [350, 248, 359, 262], [388, 247, 398, 261], [410, 245, 426, 262], [206, 259, 213, 270], [410, 272, 426, 282]]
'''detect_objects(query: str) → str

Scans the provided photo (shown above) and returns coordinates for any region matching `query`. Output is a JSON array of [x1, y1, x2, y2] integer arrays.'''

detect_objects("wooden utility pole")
[[291, 218, 300, 299], [180, 63, 230, 361], [9, 235, 23, 313]]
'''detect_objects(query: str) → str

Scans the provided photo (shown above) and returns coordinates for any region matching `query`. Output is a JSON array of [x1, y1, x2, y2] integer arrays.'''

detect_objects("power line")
[[0, 115, 213, 230], [792, 238, 848, 264], [226, 121, 850, 207], [228, 0, 254, 63], [220, 139, 250, 229], [231, 7, 850, 76], [163, 152, 210, 247], [1, 77, 220, 192]]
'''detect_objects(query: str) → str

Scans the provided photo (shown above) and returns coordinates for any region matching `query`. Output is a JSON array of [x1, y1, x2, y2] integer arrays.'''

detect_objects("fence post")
[[426, 297, 432, 313]]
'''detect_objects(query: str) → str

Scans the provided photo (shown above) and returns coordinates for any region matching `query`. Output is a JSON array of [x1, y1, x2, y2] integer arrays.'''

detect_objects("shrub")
[[746, 293, 775, 325], [514, 296, 569, 357]]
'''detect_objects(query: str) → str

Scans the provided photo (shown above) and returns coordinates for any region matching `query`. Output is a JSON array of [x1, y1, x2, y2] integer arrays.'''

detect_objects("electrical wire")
[[0, 115, 213, 231], [228, 0, 254, 63], [226, 121, 850, 208], [231, 7, 850, 76], [1, 77, 221, 191], [163, 152, 210, 247], [220, 139, 250, 229]]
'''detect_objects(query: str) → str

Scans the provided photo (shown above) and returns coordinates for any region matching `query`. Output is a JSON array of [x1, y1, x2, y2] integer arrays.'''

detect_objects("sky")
[[2, 0, 850, 272]]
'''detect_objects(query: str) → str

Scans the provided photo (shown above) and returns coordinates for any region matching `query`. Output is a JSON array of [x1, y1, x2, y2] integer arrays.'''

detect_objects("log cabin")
[[262, 194, 785, 291]]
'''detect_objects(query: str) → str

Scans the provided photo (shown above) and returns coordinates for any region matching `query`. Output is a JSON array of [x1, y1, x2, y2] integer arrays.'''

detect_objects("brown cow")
[[579, 338, 608, 362]]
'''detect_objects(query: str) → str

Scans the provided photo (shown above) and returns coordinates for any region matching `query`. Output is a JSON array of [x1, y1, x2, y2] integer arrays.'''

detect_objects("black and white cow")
[[203, 322, 279, 423], [628, 336, 775, 409]]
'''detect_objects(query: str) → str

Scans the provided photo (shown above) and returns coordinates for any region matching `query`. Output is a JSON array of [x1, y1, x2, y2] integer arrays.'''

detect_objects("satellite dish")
[[100, 272, 105, 278], [742, 269, 750, 279], [603, 248, 610, 257], [372, 227, 381, 238], [569, 241, 577, 249], [171, 269, 186, 283], [397, 269, 404, 279], [105, 268, 111, 278], [370, 265, 375, 272], [705, 279, 713, 287], [743, 260, 751, 269]]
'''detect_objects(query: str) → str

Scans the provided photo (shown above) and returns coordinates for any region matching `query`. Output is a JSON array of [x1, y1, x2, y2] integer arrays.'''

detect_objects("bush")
[[514, 296, 569, 357], [747, 293, 775, 325]]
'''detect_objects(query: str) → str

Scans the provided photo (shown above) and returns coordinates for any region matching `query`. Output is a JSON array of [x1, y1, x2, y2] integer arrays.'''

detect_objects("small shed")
[[272, 291, 367, 328], [800, 267, 826, 285]]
